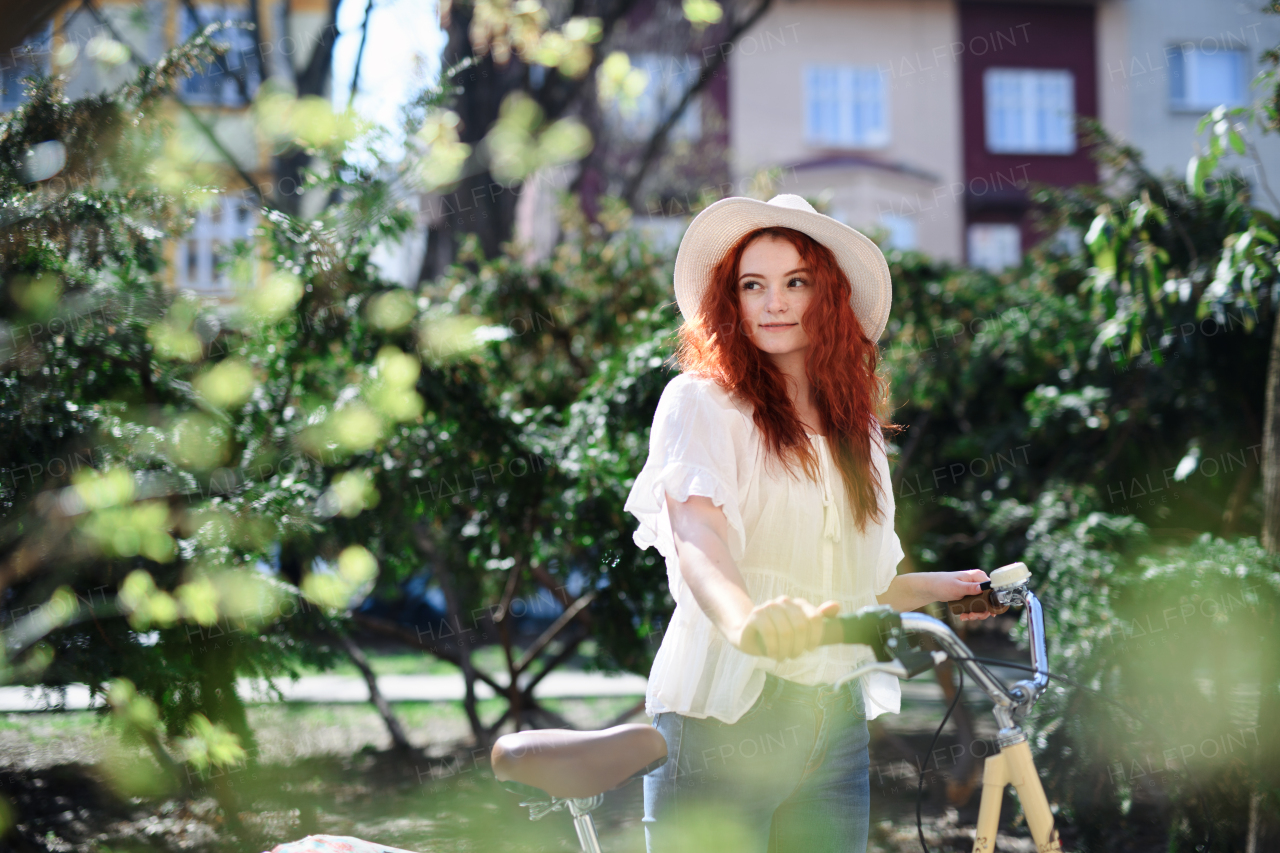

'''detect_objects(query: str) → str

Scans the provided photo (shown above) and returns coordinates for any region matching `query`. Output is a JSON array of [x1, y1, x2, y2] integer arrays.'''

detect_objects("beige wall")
[[1100, 0, 1280, 209], [1095, 0, 1130, 161], [729, 0, 964, 260]]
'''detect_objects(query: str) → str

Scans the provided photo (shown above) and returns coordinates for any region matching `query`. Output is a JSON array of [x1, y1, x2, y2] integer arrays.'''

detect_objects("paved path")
[[0, 669, 989, 712], [0, 671, 651, 712]]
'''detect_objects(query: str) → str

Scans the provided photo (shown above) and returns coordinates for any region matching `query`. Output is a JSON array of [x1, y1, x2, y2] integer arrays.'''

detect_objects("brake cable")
[[916, 664, 964, 853]]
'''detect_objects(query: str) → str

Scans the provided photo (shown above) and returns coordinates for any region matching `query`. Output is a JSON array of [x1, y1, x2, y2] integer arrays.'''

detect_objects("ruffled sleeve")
[[624, 374, 748, 565]]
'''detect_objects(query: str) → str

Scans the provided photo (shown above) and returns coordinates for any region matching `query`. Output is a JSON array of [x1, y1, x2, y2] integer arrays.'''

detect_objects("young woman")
[[624, 195, 992, 853]]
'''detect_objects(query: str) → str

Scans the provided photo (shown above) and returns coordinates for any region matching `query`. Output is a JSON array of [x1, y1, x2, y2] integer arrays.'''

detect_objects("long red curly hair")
[[675, 227, 897, 532]]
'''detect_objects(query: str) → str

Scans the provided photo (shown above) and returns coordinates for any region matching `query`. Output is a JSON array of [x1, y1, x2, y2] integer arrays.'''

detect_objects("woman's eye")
[[788, 278, 807, 287]]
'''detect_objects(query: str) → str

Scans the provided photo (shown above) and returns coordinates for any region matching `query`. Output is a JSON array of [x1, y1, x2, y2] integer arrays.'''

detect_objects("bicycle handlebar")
[[813, 567, 1051, 725], [818, 607, 1016, 696], [743, 564, 1049, 728]]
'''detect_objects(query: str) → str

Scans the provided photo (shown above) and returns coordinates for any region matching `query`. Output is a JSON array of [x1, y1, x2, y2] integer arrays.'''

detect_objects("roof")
[[785, 152, 939, 185]]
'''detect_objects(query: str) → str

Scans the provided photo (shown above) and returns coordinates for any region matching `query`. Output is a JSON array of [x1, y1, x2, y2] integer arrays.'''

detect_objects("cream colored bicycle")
[[491, 561, 1059, 853]]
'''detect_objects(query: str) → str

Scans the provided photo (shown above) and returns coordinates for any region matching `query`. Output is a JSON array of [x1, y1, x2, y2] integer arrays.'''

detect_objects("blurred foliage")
[[866, 125, 1278, 847], [0, 11, 680, 807], [1014, 511, 1280, 850], [417, 199, 679, 675], [0, 22, 409, 817]]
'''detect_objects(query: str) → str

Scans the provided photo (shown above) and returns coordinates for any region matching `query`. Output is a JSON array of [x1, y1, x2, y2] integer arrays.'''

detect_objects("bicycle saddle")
[[491, 723, 668, 799]]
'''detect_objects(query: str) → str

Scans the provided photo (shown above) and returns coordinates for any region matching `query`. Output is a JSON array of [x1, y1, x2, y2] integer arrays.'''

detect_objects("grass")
[[0, 695, 647, 769]]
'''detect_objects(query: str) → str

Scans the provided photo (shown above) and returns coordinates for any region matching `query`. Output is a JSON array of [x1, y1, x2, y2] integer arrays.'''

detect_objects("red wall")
[[959, 2, 1098, 242]]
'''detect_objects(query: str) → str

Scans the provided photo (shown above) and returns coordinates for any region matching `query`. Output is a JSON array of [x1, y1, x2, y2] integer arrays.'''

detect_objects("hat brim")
[[672, 197, 892, 342]]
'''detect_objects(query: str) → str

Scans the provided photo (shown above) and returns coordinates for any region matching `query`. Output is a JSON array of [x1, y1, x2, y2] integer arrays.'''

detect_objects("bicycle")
[[490, 561, 1060, 853]]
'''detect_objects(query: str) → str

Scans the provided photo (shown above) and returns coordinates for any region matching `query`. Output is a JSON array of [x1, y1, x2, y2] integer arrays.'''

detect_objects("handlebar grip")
[[947, 589, 1010, 617], [819, 605, 899, 661], [740, 625, 766, 657], [741, 605, 900, 659]]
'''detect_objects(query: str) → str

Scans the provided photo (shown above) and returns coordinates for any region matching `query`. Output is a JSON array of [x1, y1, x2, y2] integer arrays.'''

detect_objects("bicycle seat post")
[[567, 796, 605, 853]]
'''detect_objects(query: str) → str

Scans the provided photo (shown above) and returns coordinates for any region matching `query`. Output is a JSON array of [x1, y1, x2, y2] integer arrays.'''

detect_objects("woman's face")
[[736, 235, 814, 360]]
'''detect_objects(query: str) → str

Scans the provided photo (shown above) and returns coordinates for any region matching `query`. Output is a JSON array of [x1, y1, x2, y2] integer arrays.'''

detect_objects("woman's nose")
[[765, 285, 787, 313]]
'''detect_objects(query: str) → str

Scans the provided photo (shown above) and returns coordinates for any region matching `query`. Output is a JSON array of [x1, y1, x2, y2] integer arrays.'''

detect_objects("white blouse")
[[624, 372, 905, 723]]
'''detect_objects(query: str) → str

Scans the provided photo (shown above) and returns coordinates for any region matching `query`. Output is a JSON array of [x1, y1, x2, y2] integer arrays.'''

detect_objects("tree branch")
[[620, 0, 774, 206], [178, 0, 254, 106], [348, 0, 375, 108], [513, 591, 595, 675], [351, 613, 506, 695], [335, 629, 415, 754]]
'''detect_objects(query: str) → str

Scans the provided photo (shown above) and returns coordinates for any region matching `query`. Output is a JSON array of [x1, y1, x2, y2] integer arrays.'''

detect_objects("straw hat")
[[673, 194, 893, 341]]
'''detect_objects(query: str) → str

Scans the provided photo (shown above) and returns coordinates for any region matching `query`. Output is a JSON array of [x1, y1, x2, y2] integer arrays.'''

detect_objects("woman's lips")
[[759, 323, 797, 330]]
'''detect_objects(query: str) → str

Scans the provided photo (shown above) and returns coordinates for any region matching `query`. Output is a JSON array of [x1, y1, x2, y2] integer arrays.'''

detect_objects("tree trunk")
[[271, 0, 341, 215], [495, 565, 524, 732], [336, 630, 414, 754], [431, 552, 489, 749], [1256, 310, 1280, 853], [198, 645, 256, 759], [1262, 309, 1280, 551]]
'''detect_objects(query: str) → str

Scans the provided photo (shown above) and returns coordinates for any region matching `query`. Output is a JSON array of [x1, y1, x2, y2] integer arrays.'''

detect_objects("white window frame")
[[967, 223, 1022, 272], [1168, 44, 1248, 112], [804, 65, 889, 148], [176, 194, 257, 294], [983, 68, 1075, 155]]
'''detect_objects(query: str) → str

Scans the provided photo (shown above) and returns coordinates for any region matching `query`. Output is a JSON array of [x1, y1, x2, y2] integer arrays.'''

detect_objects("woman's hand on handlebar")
[[735, 596, 840, 659], [932, 569, 995, 622]]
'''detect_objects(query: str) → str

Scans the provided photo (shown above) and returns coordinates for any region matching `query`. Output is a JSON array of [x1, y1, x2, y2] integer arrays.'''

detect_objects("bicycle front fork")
[[972, 738, 1062, 853]]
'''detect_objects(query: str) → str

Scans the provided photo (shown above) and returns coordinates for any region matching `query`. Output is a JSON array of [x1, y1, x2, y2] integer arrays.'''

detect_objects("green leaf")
[[1186, 154, 1215, 196], [682, 0, 723, 25], [1228, 128, 1246, 155]]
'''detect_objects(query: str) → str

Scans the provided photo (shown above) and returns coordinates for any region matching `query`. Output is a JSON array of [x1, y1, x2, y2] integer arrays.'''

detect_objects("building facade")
[[3, 0, 336, 293], [729, 0, 1280, 268], [730, 0, 967, 261]]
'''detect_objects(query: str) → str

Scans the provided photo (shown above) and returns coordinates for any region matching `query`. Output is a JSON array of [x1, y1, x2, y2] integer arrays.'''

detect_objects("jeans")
[[643, 674, 871, 853]]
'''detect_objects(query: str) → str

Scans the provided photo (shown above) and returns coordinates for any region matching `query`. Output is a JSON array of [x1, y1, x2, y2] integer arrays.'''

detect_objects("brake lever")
[[886, 634, 945, 678]]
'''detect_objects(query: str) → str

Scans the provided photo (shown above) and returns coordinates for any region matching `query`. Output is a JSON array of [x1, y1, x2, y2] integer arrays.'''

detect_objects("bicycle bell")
[[989, 562, 1031, 608]]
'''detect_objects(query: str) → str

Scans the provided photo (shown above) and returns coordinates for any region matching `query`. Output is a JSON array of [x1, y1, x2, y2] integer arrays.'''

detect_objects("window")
[[611, 54, 701, 142], [176, 194, 257, 293], [984, 68, 1075, 154], [1, 25, 52, 113], [1169, 45, 1247, 111], [879, 214, 918, 251], [968, 223, 1020, 271], [178, 5, 261, 106], [804, 65, 888, 148]]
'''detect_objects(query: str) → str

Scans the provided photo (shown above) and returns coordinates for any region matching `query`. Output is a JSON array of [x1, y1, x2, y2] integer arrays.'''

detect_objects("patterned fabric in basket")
[[266, 835, 420, 853]]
